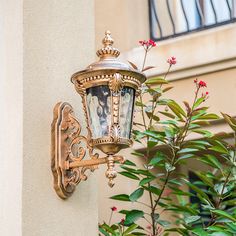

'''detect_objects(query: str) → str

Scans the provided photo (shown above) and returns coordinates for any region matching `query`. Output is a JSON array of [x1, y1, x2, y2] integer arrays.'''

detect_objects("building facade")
[[0, 0, 235, 235]]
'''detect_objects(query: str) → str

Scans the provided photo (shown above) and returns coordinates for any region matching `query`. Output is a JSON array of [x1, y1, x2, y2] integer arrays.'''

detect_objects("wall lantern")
[[51, 31, 146, 199]]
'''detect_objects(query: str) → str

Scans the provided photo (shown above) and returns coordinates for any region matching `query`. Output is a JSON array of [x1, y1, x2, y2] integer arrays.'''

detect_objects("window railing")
[[149, 0, 236, 41]]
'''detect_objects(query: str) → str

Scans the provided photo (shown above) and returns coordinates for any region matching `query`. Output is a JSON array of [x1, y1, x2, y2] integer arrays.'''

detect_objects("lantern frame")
[[51, 31, 146, 199]]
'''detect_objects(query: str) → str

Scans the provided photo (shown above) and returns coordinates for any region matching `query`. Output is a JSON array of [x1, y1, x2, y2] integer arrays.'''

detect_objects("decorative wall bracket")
[[51, 102, 125, 199]]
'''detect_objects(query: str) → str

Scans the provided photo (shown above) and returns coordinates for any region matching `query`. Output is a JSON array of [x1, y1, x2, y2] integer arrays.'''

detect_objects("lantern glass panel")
[[119, 87, 135, 138], [86, 85, 111, 139]]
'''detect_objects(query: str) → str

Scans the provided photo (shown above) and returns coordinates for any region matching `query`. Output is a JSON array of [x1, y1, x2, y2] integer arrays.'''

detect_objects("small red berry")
[[111, 206, 117, 212]]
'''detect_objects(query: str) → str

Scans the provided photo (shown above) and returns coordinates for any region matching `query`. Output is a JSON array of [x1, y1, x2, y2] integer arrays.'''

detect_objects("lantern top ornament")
[[96, 30, 120, 58], [71, 31, 146, 85]]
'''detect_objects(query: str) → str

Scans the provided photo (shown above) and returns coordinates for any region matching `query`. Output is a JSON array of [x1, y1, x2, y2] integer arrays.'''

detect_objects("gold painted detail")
[[96, 30, 120, 58], [75, 74, 141, 90], [109, 73, 124, 93], [106, 155, 118, 188], [110, 124, 121, 143], [51, 102, 124, 199]]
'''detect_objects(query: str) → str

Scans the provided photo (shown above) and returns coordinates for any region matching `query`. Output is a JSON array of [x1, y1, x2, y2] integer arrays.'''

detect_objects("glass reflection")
[[120, 87, 135, 138], [86, 86, 111, 138]]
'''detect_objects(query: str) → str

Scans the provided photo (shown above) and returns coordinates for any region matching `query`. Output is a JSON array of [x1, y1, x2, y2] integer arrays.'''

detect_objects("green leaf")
[[139, 177, 155, 186], [142, 130, 160, 139], [195, 171, 214, 187], [135, 101, 146, 107], [191, 228, 209, 236], [119, 171, 140, 180], [125, 210, 144, 225], [193, 97, 205, 109], [123, 160, 137, 167], [211, 210, 236, 222], [163, 86, 173, 92], [156, 219, 171, 227], [142, 185, 161, 196], [185, 215, 201, 224], [110, 194, 131, 202], [226, 222, 236, 233], [184, 180, 211, 202], [176, 153, 195, 162], [167, 100, 186, 118], [129, 188, 144, 202], [193, 129, 213, 137], [99, 226, 110, 236], [149, 152, 165, 166], [100, 223, 116, 235], [222, 113, 236, 131], [198, 113, 219, 120], [209, 141, 229, 154], [198, 154, 222, 169], [145, 77, 168, 85], [123, 224, 138, 235], [159, 111, 176, 119], [135, 169, 155, 177], [178, 148, 199, 154]]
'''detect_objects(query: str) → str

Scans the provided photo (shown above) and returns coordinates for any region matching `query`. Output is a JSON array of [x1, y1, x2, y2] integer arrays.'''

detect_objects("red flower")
[[139, 39, 157, 49], [167, 56, 177, 65], [202, 91, 209, 97], [120, 218, 125, 225], [111, 206, 117, 212], [139, 40, 147, 46], [198, 80, 207, 88], [148, 39, 156, 47]]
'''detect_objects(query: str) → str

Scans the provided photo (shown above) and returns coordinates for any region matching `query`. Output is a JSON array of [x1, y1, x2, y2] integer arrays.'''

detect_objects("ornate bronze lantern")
[[51, 31, 146, 199]]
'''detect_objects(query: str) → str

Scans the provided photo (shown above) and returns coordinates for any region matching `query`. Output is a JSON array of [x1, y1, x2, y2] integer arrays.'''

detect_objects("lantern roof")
[[71, 31, 146, 84]]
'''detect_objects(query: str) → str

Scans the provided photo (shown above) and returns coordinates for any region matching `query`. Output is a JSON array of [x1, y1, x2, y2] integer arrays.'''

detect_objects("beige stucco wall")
[[0, 0, 23, 235], [1, 0, 99, 235], [22, 1, 98, 235], [95, 0, 149, 52]]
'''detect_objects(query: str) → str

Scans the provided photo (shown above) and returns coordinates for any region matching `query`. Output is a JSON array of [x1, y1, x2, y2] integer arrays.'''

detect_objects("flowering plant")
[[99, 40, 236, 236]]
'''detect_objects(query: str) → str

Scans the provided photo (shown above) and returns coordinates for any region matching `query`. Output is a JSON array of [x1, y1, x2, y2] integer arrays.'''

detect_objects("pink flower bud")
[[111, 206, 117, 212], [167, 56, 177, 65]]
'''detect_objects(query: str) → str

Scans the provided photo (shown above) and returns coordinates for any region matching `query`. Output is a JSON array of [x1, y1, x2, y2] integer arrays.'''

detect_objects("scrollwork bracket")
[[51, 102, 124, 199]]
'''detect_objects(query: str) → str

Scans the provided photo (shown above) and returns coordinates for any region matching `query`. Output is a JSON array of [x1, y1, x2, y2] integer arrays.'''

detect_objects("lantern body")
[[71, 32, 146, 155]]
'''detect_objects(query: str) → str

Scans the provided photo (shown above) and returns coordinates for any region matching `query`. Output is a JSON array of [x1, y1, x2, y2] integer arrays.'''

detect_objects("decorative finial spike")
[[102, 30, 114, 47], [108, 179, 115, 188], [96, 30, 120, 58]]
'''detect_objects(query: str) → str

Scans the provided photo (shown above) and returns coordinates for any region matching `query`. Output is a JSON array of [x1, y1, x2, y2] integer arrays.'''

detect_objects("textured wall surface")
[[22, 1, 98, 235], [0, 0, 23, 235]]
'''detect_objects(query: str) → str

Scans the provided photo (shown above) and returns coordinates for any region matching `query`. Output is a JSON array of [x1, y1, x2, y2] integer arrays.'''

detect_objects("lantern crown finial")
[[103, 30, 113, 47], [96, 30, 120, 58]]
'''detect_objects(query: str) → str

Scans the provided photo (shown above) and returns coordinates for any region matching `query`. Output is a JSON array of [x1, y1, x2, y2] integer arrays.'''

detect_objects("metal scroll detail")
[[51, 102, 99, 199]]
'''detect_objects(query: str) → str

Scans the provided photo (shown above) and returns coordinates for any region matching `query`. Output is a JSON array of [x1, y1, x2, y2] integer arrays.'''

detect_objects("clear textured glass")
[[119, 87, 135, 138], [86, 86, 111, 138]]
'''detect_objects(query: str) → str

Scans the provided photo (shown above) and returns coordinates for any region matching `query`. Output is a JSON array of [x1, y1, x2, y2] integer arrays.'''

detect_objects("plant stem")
[[108, 211, 113, 225], [139, 49, 149, 131], [142, 49, 148, 71]]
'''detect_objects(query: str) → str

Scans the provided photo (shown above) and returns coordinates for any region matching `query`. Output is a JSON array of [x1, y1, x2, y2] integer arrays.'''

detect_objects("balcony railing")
[[149, 0, 236, 41]]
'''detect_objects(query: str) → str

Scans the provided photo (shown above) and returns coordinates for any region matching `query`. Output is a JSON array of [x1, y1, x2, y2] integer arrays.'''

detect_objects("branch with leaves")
[[99, 40, 236, 236]]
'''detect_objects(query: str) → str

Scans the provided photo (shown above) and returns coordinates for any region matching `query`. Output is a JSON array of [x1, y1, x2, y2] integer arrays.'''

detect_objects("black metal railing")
[[149, 0, 236, 41]]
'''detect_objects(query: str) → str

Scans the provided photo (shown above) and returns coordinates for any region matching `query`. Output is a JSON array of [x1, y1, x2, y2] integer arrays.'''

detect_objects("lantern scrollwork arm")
[[51, 102, 125, 199]]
